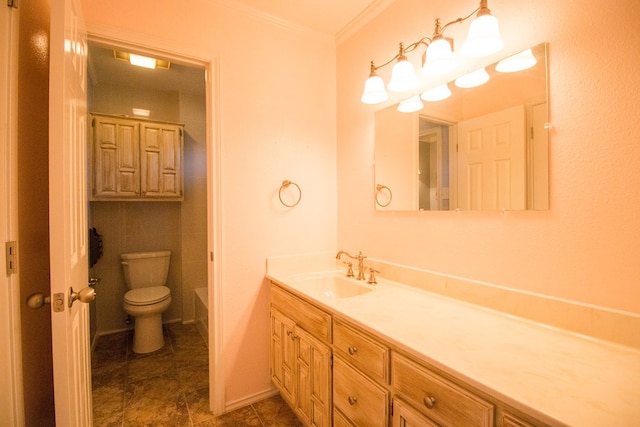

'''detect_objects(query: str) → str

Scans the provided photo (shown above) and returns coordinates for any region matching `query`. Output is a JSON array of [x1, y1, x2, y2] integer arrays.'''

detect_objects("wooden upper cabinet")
[[140, 122, 183, 198], [90, 114, 184, 201]]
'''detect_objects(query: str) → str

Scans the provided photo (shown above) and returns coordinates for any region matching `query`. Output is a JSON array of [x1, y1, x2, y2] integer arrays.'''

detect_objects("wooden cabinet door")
[[140, 122, 183, 198], [295, 327, 331, 427], [91, 116, 139, 198], [392, 399, 438, 427], [271, 309, 296, 405]]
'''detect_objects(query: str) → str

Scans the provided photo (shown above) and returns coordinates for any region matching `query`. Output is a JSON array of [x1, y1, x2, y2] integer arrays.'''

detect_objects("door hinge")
[[5, 241, 17, 275], [7, 0, 18, 8]]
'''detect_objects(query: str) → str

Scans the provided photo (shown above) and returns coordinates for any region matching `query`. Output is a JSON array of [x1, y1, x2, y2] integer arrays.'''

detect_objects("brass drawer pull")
[[348, 396, 358, 405], [423, 396, 436, 409], [348, 346, 358, 355]]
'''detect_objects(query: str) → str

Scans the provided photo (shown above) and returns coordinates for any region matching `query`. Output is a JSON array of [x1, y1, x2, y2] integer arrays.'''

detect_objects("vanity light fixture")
[[360, 0, 502, 104], [113, 50, 171, 70], [387, 43, 420, 92], [361, 61, 389, 104], [397, 95, 424, 113], [420, 83, 452, 102], [496, 48, 537, 72], [454, 67, 490, 88]]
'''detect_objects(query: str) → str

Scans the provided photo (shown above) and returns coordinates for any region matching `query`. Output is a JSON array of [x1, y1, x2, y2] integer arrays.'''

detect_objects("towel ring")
[[279, 180, 302, 207], [375, 184, 392, 207]]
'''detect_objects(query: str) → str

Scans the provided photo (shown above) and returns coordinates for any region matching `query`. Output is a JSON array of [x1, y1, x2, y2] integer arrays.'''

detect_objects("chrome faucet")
[[336, 250, 367, 280]]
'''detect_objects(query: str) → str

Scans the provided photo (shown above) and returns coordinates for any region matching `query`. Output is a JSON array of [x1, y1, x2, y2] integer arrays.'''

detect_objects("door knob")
[[68, 286, 96, 308], [26, 293, 51, 309], [26, 292, 65, 312]]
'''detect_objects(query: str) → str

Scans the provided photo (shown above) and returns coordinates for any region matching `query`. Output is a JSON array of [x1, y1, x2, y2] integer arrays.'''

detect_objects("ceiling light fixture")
[[113, 50, 171, 70], [132, 108, 151, 117], [129, 53, 157, 69], [361, 0, 502, 105]]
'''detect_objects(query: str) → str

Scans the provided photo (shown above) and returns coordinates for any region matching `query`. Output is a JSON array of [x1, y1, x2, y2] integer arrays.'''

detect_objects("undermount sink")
[[294, 273, 373, 298]]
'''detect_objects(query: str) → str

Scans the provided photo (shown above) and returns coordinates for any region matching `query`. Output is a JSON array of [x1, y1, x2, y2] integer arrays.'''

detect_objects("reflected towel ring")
[[279, 180, 302, 207], [375, 184, 392, 207]]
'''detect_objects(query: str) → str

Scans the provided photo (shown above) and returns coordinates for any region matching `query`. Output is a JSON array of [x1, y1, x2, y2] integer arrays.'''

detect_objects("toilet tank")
[[121, 251, 171, 289]]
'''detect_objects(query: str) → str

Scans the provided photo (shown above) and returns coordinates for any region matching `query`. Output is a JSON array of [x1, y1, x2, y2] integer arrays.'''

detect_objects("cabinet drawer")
[[333, 409, 355, 427], [334, 356, 388, 427], [391, 353, 494, 427], [271, 283, 332, 343], [333, 318, 389, 383]]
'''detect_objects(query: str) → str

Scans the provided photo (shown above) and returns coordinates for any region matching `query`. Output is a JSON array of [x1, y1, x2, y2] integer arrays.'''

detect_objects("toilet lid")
[[124, 286, 171, 306]]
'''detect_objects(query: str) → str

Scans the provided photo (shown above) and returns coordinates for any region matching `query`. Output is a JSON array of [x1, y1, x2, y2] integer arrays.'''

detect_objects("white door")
[[457, 105, 526, 210], [49, 0, 92, 425]]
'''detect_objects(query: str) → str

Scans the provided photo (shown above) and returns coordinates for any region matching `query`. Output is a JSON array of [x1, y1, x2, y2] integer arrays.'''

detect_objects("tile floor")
[[92, 322, 302, 426]]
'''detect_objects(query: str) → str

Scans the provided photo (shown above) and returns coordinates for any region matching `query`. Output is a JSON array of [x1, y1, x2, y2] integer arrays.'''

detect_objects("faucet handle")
[[342, 261, 354, 278], [367, 267, 380, 284]]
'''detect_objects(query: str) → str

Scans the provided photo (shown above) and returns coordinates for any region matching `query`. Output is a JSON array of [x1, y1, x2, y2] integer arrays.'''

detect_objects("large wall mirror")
[[374, 43, 548, 211]]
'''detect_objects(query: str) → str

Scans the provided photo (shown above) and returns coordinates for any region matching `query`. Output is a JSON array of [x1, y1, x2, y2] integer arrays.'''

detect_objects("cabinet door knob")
[[348, 346, 358, 355], [348, 396, 358, 405], [423, 396, 436, 409]]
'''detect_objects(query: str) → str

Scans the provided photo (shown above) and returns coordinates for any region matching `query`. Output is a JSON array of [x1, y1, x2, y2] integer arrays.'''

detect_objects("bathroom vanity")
[[267, 253, 640, 427]]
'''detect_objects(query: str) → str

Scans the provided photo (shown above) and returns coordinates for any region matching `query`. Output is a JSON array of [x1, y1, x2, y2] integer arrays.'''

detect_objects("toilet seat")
[[124, 286, 171, 306]]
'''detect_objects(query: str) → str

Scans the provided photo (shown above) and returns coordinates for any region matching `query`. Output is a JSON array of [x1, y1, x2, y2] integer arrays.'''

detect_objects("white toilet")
[[121, 250, 172, 354]]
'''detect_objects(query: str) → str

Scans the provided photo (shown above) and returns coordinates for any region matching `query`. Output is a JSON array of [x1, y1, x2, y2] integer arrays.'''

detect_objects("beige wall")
[[81, 0, 338, 405], [337, 0, 640, 314]]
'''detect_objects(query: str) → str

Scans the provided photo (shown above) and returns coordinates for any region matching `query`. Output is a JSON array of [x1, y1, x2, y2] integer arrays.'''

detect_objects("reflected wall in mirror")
[[374, 43, 549, 211]]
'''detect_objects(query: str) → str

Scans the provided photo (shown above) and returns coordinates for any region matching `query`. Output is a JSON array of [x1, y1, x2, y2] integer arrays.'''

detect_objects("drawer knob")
[[348, 346, 358, 355], [348, 396, 358, 406], [423, 396, 436, 409]]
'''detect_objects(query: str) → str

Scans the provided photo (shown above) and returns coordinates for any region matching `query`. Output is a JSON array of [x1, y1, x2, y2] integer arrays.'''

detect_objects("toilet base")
[[132, 314, 165, 354]]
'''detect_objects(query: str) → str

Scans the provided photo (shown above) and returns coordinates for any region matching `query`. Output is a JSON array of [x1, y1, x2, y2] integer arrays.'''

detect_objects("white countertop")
[[266, 269, 640, 426]]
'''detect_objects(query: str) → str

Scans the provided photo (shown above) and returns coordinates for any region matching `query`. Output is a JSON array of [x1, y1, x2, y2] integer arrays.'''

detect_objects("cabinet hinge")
[[5, 241, 17, 275], [91, 117, 95, 127], [7, 0, 18, 8]]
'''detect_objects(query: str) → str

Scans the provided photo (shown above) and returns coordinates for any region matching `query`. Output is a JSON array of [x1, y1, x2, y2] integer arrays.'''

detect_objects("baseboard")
[[224, 387, 280, 413]]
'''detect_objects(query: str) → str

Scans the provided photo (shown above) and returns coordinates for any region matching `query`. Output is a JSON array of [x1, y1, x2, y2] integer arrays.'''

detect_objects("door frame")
[[0, 3, 25, 425], [85, 32, 225, 414]]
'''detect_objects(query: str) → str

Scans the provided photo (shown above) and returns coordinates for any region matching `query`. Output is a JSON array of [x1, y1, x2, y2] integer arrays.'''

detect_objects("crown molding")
[[215, 0, 333, 42], [336, 0, 396, 45]]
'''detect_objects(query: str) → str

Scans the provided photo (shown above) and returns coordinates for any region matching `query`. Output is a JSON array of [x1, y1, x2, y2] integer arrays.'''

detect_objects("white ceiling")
[[88, 0, 390, 96]]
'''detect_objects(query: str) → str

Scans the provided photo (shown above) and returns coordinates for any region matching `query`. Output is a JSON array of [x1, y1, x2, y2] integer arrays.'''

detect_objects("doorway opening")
[[85, 37, 222, 420]]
